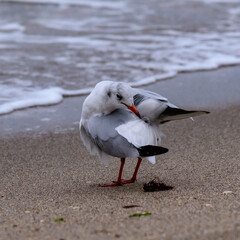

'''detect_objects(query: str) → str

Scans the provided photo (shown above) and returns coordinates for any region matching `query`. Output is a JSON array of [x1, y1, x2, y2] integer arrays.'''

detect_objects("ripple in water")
[[0, 0, 240, 114]]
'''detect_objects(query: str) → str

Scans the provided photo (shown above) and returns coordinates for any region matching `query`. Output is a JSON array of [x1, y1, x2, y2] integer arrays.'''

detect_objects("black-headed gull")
[[80, 81, 209, 187]]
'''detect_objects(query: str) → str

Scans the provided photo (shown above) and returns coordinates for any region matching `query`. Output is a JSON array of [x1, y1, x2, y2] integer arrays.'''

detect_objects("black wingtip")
[[163, 107, 210, 117], [138, 145, 168, 157]]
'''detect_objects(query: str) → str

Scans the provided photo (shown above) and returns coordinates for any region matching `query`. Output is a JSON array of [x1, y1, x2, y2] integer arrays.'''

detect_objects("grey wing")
[[83, 109, 139, 158], [132, 88, 209, 124], [133, 88, 170, 104]]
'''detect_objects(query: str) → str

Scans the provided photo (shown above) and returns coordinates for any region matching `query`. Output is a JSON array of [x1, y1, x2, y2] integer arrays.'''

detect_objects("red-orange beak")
[[126, 104, 140, 118]]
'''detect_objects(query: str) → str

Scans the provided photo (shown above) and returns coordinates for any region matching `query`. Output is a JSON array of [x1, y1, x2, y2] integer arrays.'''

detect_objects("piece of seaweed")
[[143, 178, 174, 192], [129, 212, 152, 218], [54, 218, 64, 222]]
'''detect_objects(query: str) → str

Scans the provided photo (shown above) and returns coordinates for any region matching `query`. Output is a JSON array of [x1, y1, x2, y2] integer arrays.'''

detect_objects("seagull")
[[80, 81, 209, 187]]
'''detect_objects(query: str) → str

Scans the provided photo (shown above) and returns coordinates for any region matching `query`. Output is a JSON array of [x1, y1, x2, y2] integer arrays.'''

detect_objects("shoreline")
[[1, 65, 240, 138]]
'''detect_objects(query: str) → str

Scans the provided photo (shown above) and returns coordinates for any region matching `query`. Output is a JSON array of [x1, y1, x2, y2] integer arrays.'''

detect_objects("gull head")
[[82, 81, 140, 118]]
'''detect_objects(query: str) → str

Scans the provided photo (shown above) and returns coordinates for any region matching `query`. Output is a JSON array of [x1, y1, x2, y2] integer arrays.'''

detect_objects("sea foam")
[[0, 0, 240, 115], [0, 0, 126, 8]]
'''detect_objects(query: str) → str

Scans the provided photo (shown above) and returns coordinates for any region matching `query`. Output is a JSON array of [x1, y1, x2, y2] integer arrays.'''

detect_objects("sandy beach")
[[1, 69, 240, 239]]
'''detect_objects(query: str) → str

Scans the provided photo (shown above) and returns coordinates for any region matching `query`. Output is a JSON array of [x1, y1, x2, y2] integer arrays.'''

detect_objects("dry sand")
[[1, 104, 240, 239]]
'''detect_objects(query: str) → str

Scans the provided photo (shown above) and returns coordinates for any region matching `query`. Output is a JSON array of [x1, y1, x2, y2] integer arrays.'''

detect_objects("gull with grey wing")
[[80, 81, 209, 187]]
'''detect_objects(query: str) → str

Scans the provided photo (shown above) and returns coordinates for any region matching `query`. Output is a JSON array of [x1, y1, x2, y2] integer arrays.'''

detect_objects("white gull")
[[80, 81, 209, 187]]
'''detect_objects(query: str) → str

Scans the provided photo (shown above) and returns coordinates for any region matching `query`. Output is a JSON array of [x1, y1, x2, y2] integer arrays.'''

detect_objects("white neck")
[[81, 88, 115, 120]]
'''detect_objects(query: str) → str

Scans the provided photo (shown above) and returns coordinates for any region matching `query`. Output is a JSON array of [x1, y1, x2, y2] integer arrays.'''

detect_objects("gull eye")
[[116, 94, 123, 100], [107, 91, 111, 97]]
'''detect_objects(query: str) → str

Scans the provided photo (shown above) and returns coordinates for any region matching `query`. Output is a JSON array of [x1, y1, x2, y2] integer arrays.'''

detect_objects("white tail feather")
[[116, 119, 163, 148]]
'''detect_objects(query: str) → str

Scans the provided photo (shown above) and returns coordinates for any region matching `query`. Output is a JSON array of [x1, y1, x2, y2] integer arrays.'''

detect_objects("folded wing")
[[81, 110, 139, 162], [80, 109, 167, 164], [133, 88, 209, 124]]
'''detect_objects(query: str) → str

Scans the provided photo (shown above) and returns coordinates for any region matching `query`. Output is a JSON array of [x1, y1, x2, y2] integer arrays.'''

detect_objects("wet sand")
[[1, 65, 240, 138], [1, 102, 240, 239]]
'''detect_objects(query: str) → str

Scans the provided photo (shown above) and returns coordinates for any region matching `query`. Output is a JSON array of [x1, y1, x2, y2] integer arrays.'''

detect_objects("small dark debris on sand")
[[54, 218, 64, 222], [123, 205, 141, 209], [143, 178, 174, 192]]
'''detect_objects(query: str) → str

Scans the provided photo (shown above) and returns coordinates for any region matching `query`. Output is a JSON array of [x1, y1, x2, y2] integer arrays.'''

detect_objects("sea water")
[[0, 0, 240, 115]]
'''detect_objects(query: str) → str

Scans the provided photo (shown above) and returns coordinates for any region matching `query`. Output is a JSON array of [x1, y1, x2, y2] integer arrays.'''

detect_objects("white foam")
[[0, 84, 100, 115], [200, 0, 240, 3], [0, 69, 196, 116], [1, 0, 240, 116], [0, 22, 25, 32], [0, 0, 125, 9], [40, 118, 51, 121], [0, 87, 63, 115], [1, 28, 240, 115], [0, 31, 113, 47], [0, 44, 18, 49], [130, 72, 177, 87]]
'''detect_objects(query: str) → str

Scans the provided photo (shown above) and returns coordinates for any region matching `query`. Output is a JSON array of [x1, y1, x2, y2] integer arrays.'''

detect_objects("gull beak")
[[126, 104, 141, 118]]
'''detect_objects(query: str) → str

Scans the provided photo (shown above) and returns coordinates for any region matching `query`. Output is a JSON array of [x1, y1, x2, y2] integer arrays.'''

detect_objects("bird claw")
[[99, 179, 136, 187], [121, 179, 135, 184], [99, 182, 123, 187], [114, 179, 136, 184]]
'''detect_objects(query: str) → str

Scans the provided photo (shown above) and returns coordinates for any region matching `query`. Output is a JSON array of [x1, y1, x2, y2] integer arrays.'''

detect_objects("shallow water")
[[0, 0, 240, 115]]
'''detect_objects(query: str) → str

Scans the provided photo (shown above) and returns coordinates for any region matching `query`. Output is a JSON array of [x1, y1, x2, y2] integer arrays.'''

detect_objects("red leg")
[[121, 158, 142, 184], [100, 158, 125, 187]]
